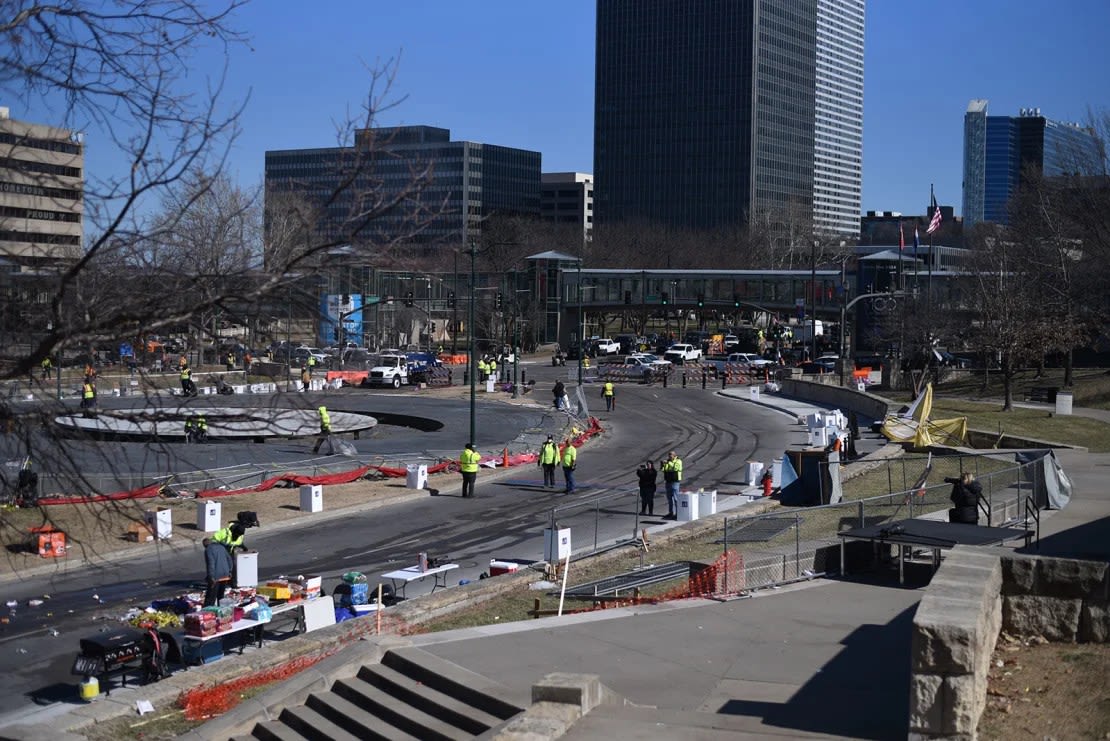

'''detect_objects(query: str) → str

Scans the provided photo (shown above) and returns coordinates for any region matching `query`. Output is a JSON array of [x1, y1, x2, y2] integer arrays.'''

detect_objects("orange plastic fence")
[[178, 609, 422, 720]]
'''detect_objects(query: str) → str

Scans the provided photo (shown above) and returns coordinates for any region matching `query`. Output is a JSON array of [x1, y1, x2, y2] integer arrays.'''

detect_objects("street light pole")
[[811, 240, 818, 363], [577, 259, 584, 386], [468, 243, 477, 445]]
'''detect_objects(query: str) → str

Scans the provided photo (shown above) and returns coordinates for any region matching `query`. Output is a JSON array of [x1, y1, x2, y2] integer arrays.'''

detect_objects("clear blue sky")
[[29, 0, 1110, 220]]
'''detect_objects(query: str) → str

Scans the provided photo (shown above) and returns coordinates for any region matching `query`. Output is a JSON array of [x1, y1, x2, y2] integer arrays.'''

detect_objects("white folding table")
[[381, 563, 459, 599]]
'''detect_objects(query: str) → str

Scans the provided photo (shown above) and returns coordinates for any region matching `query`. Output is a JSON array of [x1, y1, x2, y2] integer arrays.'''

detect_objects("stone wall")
[[1001, 552, 1110, 642], [909, 547, 1002, 740], [909, 547, 1110, 740]]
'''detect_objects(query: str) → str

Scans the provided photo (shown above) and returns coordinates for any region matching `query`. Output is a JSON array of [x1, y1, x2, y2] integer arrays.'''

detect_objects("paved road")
[[0, 360, 809, 718]]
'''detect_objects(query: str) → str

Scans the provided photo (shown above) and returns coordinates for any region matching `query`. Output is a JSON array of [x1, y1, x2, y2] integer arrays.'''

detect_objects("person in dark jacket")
[[553, 380, 566, 410], [636, 460, 658, 516], [946, 472, 982, 524], [203, 537, 233, 606]]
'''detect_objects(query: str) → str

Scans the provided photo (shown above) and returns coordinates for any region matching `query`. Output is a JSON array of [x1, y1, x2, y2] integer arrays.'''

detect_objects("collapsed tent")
[[1016, 449, 1072, 510], [881, 383, 968, 448]]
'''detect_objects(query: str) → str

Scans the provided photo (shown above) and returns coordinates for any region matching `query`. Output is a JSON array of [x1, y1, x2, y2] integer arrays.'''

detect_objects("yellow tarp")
[[880, 383, 968, 448]]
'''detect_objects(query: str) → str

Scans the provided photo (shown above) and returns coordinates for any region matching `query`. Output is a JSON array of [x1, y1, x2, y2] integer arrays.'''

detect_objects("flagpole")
[[898, 220, 904, 292], [928, 184, 934, 309]]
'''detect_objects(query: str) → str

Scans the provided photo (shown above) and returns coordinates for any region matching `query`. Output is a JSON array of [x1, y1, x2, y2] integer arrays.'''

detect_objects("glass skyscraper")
[[593, 0, 864, 236], [962, 102, 1100, 227]]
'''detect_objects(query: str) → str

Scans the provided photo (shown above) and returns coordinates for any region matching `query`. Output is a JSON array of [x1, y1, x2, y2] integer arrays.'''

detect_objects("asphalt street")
[[0, 359, 799, 719]]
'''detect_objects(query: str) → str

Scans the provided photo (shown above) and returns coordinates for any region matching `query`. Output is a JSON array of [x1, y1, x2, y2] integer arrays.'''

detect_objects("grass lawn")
[[882, 367, 1110, 452]]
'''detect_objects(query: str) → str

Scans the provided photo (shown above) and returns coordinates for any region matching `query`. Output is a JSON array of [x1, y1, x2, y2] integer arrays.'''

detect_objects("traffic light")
[[404, 291, 414, 307], [447, 291, 456, 308], [733, 294, 741, 308], [495, 292, 503, 310], [661, 291, 670, 306], [696, 293, 705, 308]]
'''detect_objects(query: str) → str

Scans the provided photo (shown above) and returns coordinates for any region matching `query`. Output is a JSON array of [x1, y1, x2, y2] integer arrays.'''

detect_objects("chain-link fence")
[[545, 450, 1048, 598]]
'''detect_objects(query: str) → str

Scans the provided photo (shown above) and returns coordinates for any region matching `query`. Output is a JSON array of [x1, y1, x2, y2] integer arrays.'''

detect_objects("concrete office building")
[[962, 101, 1100, 228], [540, 172, 593, 242], [594, 0, 865, 236], [0, 107, 83, 270], [265, 126, 541, 252]]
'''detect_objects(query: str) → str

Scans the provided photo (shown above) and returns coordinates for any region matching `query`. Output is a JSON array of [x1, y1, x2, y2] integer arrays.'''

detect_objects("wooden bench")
[[1026, 386, 1058, 403]]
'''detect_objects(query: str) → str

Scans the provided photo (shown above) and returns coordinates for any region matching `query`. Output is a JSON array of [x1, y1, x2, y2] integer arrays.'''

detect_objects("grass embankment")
[[889, 367, 1110, 452]]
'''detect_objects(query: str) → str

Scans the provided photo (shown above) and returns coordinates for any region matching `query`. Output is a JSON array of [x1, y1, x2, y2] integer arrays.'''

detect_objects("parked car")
[[796, 361, 833, 374]]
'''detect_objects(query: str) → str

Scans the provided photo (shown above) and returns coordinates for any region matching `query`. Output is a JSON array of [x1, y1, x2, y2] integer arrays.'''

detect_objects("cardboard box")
[[127, 522, 154, 542], [257, 585, 290, 600]]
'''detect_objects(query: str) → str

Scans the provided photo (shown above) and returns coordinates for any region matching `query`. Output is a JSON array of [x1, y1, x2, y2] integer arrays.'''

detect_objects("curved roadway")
[[0, 361, 798, 720]]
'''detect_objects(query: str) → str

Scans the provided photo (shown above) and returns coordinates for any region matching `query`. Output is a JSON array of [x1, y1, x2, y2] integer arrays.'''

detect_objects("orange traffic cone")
[[502, 447, 509, 467]]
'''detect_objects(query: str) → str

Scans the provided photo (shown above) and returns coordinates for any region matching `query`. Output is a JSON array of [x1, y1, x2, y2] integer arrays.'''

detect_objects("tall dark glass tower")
[[594, 0, 864, 235]]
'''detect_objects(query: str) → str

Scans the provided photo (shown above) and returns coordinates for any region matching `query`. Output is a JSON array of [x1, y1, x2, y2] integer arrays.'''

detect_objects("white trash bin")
[[745, 460, 765, 485], [698, 489, 717, 516], [1055, 391, 1073, 416], [196, 500, 221, 533], [749, 386, 761, 401], [299, 484, 323, 513], [677, 491, 699, 522], [485, 378, 495, 393], [405, 464, 428, 490], [772, 458, 784, 488]]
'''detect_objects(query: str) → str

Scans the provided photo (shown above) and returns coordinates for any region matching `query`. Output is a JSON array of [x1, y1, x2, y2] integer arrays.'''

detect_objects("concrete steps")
[[234, 647, 525, 741]]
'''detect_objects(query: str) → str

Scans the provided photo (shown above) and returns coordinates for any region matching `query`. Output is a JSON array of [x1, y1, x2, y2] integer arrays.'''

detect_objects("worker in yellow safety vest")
[[459, 443, 481, 498], [661, 451, 684, 519], [602, 380, 615, 412], [81, 381, 96, 413], [180, 365, 196, 396], [561, 440, 578, 494], [212, 521, 246, 556], [312, 406, 332, 453], [538, 435, 558, 488]]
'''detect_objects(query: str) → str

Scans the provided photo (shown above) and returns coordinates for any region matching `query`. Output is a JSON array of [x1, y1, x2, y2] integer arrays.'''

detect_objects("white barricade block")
[[772, 458, 784, 488], [698, 489, 717, 516], [196, 500, 221, 532], [543, 527, 572, 562], [299, 484, 323, 512], [233, 385, 247, 394], [678, 491, 699, 522], [405, 464, 428, 490], [749, 386, 761, 401], [809, 426, 830, 448], [485, 378, 495, 393], [145, 508, 172, 540], [744, 460, 765, 485]]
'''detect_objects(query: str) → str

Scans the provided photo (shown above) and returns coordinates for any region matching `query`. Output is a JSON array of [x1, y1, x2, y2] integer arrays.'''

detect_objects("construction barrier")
[[37, 417, 605, 505]]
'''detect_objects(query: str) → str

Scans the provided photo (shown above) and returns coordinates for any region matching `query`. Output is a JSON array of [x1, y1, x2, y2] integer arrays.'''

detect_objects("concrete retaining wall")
[[909, 547, 1110, 740], [778, 378, 892, 421]]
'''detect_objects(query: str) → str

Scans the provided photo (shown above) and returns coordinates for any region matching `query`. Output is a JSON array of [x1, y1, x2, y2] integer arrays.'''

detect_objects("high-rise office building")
[[540, 172, 593, 242], [962, 102, 1100, 228], [593, 0, 864, 236], [265, 126, 541, 251], [813, 0, 865, 236], [0, 107, 83, 269]]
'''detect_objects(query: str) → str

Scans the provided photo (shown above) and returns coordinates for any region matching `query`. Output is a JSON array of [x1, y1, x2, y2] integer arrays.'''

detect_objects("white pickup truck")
[[594, 338, 620, 355], [662, 343, 702, 364]]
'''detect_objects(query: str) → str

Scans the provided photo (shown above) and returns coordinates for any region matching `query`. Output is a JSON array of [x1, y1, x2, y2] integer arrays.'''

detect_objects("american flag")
[[927, 193, 942, 234]]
